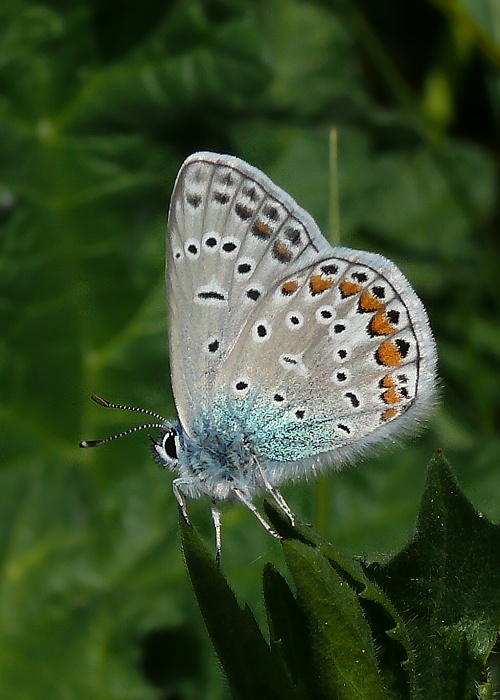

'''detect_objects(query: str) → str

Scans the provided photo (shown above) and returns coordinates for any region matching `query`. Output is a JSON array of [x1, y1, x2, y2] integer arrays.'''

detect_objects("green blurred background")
[[1, 0, 499, 697]]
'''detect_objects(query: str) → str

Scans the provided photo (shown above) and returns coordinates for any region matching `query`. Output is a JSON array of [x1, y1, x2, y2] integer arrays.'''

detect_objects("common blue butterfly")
[[81, 152, 437, 561]]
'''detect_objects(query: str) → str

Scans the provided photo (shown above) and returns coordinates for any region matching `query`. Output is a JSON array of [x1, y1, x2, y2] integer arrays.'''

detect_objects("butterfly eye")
[[162, 430, 179, 460]]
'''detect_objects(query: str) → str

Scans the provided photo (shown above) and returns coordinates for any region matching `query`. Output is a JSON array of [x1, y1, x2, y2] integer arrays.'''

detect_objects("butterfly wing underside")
[[167, 152, 330, 433], [213, 246, 436, 478], [167, 152, 437, 475]]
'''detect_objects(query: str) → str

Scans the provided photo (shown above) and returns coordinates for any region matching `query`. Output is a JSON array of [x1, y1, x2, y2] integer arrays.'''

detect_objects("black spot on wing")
[[186, 193, 202, 208]]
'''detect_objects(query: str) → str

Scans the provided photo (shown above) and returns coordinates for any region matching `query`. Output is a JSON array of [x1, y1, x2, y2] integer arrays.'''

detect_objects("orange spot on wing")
[[381, 408, 398, 422], [273, 241, 293, 262], [369, 310, 396, 336], [358, 291, 384, 313], [382, 387, 402, 405], [375, 340, 403, 367], [309, 274, 334, 296], [253, 220, 272, 238], [281, 280, 299, 295], [380, 374, 396, 388], [339, 280, 362, 298]]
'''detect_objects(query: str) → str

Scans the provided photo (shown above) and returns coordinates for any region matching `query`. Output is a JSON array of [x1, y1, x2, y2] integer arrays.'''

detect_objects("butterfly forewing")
[[167, 152, 330, 433]]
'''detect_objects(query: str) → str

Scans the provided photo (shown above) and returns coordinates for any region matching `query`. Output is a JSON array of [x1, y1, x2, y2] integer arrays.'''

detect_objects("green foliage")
[[366, 453, 500, 698], [182, 454, 500, 699], [180, 512, 298, 700], [1, 0, 499, 697]]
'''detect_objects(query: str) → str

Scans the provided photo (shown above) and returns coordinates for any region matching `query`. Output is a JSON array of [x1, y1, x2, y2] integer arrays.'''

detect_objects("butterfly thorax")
[[158, 416, 262, 501]]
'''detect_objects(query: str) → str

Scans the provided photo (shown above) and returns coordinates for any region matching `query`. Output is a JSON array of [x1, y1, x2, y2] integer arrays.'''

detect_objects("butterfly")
[[81, 152, 437, 562]]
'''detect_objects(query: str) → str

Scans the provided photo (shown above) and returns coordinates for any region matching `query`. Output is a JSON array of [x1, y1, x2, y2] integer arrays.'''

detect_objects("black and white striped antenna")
[[79, 394, 166, 448]]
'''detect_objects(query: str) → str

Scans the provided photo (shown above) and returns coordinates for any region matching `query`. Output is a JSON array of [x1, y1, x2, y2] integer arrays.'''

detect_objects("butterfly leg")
[[211, 502, 222, 568], [233, 488, 282, 540], [173, 479, 190, 524], [255, 458, 295, 526]]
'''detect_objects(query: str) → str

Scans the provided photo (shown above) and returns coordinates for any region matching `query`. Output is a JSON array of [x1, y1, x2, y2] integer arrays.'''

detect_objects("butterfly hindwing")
[[213, 247, 436, 477]]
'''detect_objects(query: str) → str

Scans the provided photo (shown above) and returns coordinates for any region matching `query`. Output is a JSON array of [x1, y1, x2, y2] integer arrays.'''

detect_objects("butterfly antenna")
[[89, 394, 167, 421], [79, 394, 167, 448]]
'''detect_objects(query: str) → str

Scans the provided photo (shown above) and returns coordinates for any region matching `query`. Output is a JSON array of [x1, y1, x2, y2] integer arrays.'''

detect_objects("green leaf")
[[263, 564, 313, 698], [283, 538, 390, 700], [365, 452, 500, 699], [182, 453, 500, 700], [265, 502, 413, 698], [179, 512, 299, 700]]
